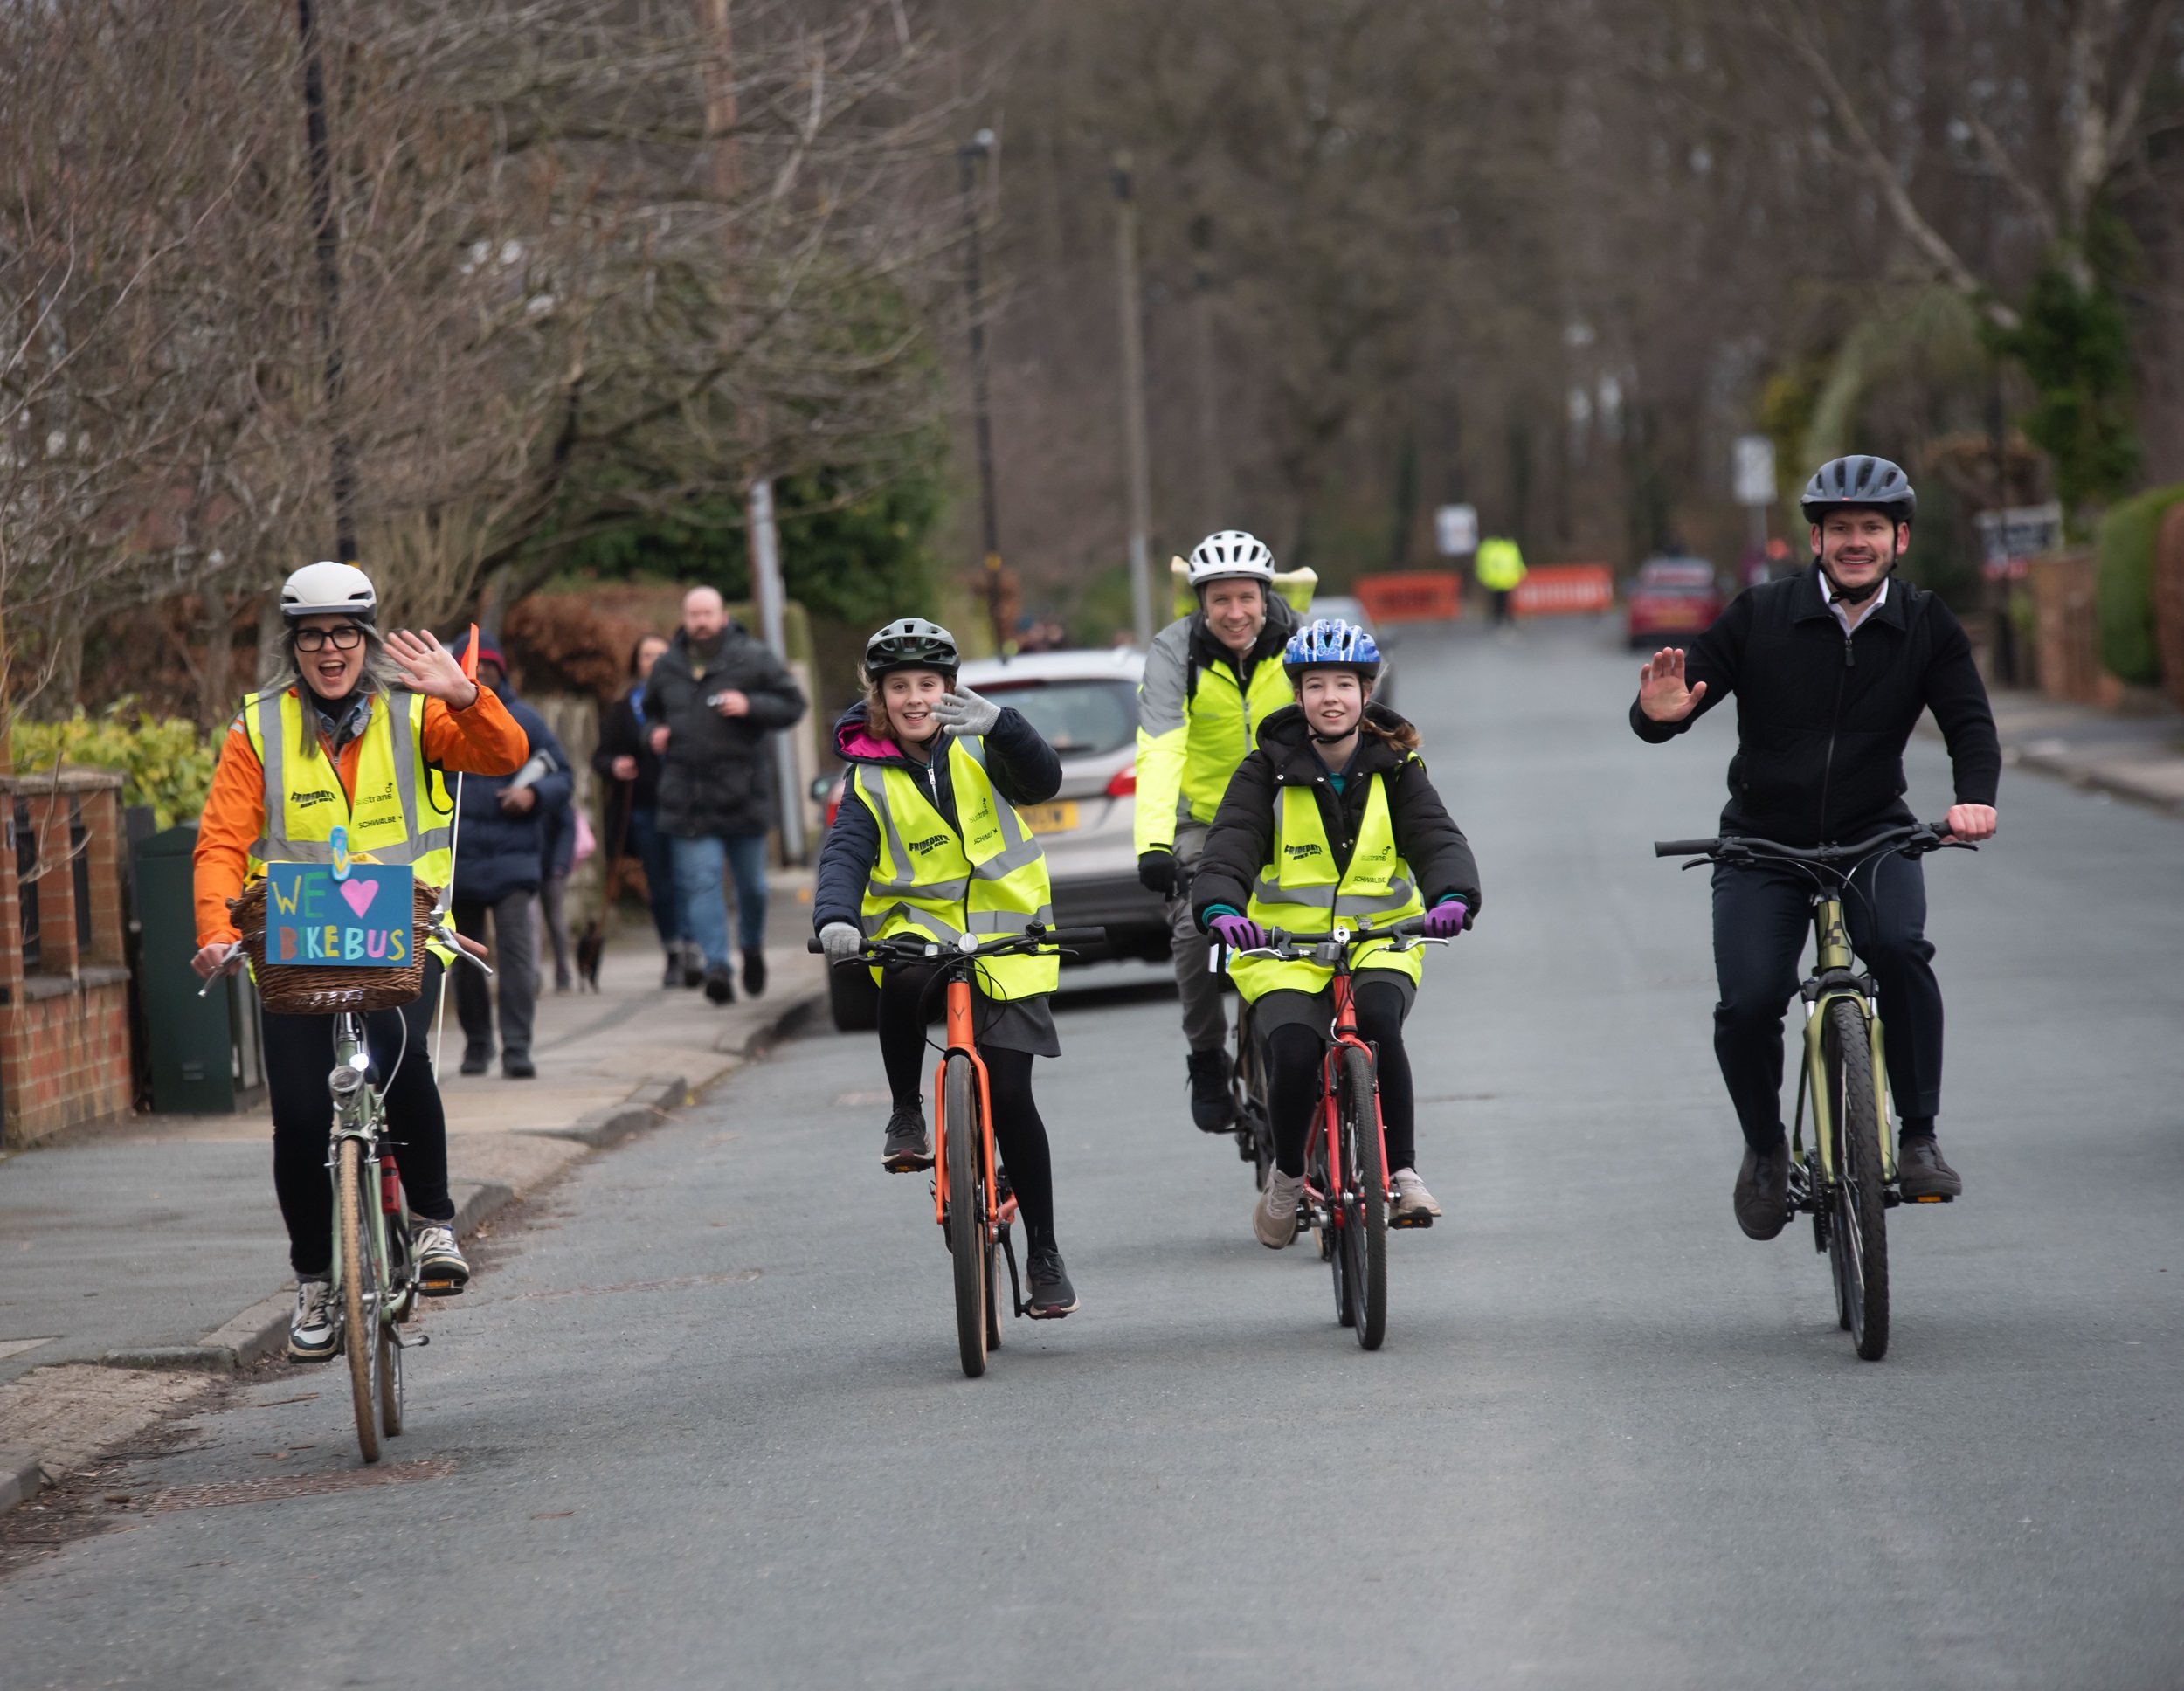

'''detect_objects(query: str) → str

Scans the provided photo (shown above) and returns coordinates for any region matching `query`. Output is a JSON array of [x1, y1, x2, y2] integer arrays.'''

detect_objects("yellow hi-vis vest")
[[848, 735, 1058, 1000], [1230, 768, 1427, 1001], [242, 687, 457, 960], [1475, 535, 1526, 592]]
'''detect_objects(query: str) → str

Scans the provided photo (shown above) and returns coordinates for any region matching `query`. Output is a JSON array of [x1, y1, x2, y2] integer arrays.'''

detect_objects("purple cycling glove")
[[1209, 912, 1269, 951], [1420, 899, 1468, 941]]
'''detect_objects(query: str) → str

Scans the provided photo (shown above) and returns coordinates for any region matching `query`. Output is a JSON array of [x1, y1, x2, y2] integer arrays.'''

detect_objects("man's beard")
[[1822, 547, 1896, 605]]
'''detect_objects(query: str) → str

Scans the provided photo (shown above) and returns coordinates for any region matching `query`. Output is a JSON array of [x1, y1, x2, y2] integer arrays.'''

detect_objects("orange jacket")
[[193, 686, 529, 947]]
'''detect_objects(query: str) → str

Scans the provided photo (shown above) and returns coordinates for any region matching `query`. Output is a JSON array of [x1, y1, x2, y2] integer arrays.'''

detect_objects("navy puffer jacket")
[[452, 687, 573, 904]]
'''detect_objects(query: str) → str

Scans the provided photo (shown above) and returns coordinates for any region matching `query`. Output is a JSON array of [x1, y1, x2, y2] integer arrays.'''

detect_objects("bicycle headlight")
[[957, 931, 978, 954]]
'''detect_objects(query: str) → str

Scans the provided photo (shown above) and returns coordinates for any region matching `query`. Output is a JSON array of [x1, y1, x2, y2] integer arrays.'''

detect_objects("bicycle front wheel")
[[335, 1139, 383, 1462], [1823, 998, 1890, 1361], [1339, 1044, 1388, 1351], [943, 1053, 988, 1378]]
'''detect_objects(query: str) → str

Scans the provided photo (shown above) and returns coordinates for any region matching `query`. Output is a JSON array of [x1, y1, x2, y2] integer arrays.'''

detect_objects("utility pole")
[[958, 130, 1006, 655], [297, 0, 357, 562], [704, 0, 804, 859], [1113, 153, 1154, 646]]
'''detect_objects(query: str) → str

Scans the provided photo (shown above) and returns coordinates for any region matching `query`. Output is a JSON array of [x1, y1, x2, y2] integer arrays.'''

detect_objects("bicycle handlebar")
[[807, 924, 1107, 959], [1653, 820, 1971, 863], [1225, 915, 1446, 963]]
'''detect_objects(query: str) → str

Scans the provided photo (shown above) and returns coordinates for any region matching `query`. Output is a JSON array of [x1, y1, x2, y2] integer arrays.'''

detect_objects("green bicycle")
[[1655, 820, 1973, 1361]]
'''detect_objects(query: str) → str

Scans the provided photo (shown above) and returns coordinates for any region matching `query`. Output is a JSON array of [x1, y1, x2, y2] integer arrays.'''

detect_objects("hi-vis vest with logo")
[[848, 736, 1058, 1000], [241, 687, 456, 959], [1231, 766, 1427, 1000]]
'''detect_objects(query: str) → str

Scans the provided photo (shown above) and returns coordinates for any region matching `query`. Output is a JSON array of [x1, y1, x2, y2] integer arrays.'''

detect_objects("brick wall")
[[1, 770, 134, 1148]]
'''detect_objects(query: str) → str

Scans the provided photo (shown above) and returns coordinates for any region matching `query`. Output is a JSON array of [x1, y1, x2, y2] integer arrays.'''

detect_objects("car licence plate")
[[1018, 801, 1079, 835]]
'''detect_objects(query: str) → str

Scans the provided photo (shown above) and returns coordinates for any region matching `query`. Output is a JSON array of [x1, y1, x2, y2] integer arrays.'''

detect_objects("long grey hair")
[[262, 622, 408, 759]]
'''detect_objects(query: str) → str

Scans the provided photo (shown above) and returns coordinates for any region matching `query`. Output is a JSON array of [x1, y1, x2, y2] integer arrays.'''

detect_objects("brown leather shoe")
[[1897, 1134, 1963, 1200]]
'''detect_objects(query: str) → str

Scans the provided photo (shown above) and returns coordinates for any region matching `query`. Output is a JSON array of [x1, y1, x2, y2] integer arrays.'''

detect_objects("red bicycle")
[[813, 924, 1103, 1377], [1225, 918, 1448, 1349]]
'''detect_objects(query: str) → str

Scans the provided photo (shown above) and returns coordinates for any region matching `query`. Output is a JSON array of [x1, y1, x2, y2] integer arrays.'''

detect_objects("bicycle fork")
[[929, 981, 1024, 1315]]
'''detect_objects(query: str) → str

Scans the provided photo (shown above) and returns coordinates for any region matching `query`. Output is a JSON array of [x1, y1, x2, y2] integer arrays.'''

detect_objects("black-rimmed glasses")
[[294, 625, 367, 652]]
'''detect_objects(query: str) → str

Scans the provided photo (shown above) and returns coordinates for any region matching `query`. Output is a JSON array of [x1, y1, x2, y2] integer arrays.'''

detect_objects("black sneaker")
[[460, 1046, 491, 1077], [503, 1053, 536, 1080], [742, 948, 767, 997], [681, 942, 705, 989], [702, 963, 736, 1004], [881, 1104, 933, 1172], [1897, 1134, 1963, 1200], [1186, 1047, 1234, 1133], [1024, 1245, 1078, 1318], [661, 949, 683, 989], [1734, 1138, 1793, 1240]]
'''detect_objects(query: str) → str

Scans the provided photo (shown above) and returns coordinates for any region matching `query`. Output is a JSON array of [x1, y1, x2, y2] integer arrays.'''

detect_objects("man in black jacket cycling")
[[1631, 455, 1999, 1239]]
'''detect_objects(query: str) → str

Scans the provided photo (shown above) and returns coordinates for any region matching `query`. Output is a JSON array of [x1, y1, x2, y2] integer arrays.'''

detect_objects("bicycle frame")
[[1792, 891, 1897, 1189], [1300, 955, 1393, 1233], [929, 977, 1019, 1243], [326, 1013, 413, 1326]]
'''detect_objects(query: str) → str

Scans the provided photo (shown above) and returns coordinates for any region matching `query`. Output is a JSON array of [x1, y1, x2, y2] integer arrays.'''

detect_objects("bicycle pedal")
[[1388, 1211, 1434, 1229], [417, 1277, 467, 1297], [1906, 1192, 1953, 1204]]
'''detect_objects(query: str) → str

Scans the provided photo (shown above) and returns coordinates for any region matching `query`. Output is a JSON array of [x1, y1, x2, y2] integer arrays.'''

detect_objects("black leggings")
[[1263, 978, 1416, 1180], [262, 959, 454, 1278], [877, 965, 1056, 1250]]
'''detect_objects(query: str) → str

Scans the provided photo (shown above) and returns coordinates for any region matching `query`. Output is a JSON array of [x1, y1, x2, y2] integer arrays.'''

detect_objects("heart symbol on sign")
[[339, 878, 379, 918]]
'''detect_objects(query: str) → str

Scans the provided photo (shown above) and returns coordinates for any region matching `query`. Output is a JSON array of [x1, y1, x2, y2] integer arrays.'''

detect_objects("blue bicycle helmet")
[[1282, 618, 1382, 683]]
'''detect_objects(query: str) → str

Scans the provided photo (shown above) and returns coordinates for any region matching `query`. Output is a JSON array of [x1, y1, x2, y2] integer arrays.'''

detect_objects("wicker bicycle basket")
[[230, 877, 442, 1016]]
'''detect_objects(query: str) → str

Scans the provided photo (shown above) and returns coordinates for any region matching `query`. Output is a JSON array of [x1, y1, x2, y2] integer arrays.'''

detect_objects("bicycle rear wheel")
[[1338, 1044, 1388, 1351], [335, 1139, 382, 1462], [1823, 999, 1890, 1361], [943, 1053, 988, 1378]]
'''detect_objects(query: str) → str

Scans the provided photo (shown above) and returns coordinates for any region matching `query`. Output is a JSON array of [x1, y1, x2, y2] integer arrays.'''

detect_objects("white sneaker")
[[411, 1223, 471, 1295], [1254, 1170, 1306, 1250], [288, 1279, 340, 1361], [1390, 1167, 1441, 1225]]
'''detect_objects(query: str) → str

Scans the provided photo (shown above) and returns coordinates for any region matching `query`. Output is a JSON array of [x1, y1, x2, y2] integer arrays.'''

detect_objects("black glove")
[[1137, 849, 1178, 898]]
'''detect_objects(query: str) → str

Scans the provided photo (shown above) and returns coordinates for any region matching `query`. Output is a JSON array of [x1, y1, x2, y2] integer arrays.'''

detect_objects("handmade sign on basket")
[[231, 866, 441, 1015]]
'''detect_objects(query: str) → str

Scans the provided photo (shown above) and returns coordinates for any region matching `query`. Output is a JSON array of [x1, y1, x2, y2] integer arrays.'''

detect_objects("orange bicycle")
[[812, 924, 1103, 1377]]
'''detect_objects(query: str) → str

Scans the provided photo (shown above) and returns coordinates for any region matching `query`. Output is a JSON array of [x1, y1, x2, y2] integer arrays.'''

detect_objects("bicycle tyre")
[[943, 1054, 988, 1378], [1340, 1044, 1388, 1351], [1823, 999, 1890, 1361], [336, 1139, 382, 1463]]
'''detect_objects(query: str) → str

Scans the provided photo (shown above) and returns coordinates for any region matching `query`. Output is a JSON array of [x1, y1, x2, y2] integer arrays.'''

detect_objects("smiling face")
[[1201, 578, 1268, 655], [294, 613, 369, 699], [881, 668, 950, 745], [1813, 509, 1908, 592], [1296, 667, 1365, 737]]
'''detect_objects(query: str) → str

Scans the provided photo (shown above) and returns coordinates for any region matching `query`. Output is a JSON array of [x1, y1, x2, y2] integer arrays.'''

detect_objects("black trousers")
[[263, 958, 454, 1278], [1711, 854, 1942, 1153], [876, 964, 1057, 1250], [1261, 978, 1416, 1180]]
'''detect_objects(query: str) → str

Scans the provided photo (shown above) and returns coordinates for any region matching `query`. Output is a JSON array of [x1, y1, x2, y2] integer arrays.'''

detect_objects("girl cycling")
[[812, 618, 1081, 1318], [1190, 618, 1481, 1248], [192, 562, 529, 1358]]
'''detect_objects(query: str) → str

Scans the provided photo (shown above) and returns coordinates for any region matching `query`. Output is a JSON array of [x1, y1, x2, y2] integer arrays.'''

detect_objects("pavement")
[[0, 875, 823, 1496], [5, 621, 2184, 1688], [1979, 686, 2184, 813]]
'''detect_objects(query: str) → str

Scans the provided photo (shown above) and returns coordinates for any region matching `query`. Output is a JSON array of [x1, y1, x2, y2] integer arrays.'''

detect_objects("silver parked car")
[[956, 646, 1168, 966]]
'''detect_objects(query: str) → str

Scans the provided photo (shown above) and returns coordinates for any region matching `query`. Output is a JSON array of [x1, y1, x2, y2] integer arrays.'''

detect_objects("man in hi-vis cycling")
[[1631, 456, 2000, 1239], [1134, 531, 1300, 1134]]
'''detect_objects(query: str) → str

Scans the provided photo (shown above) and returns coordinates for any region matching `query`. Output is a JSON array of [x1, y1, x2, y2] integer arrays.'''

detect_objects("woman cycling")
[[1191, 618, 1481, 1248], [191, 562, 529, 1359], [812, 618, 1080, 1318]]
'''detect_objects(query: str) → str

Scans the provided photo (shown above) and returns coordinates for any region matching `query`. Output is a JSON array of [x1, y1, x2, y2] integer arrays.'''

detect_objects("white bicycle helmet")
[[1185, 530, 1275, 588], [280, 561, 378, 625]]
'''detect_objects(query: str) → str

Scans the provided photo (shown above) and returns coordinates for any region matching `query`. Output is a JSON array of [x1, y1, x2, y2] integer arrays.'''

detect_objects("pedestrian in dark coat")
[[593, 632, 688, 985], [450, 643, 572, 1078], [642, 586, 807, 1004]]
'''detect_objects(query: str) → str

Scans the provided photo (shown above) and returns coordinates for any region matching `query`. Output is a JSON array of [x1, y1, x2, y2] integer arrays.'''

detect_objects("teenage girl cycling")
[[1191, 619, 1481, 1248], [812, 618, 1081, 1318]]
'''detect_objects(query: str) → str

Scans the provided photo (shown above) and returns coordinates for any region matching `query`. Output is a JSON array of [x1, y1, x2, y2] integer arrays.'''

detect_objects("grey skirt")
[[1245, 971, 1415, 1042], [882, 963, 1060, 1058]]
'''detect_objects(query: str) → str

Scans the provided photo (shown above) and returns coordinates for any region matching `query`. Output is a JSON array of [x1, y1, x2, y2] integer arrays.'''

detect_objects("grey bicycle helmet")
[[1800, 455, 1917, 526], [863, 617, 959, 680]]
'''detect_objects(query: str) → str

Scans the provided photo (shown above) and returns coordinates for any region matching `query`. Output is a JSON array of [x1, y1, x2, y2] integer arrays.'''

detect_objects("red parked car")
[[1626, 556, 1725, 650]]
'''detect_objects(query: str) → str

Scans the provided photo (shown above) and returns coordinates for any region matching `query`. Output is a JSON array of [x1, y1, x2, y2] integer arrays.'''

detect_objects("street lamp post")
[[957, 130, 1006, 656], [1113, 153, 1154, 647], [297, 0, 357, 563]]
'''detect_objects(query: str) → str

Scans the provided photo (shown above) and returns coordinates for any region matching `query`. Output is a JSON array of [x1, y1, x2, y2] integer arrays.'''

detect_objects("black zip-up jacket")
[[641, 621, 808, 838], [1190, 702, 1482, 930], [812, 703, 1064, 933], [1628, 566, 2001, 846]]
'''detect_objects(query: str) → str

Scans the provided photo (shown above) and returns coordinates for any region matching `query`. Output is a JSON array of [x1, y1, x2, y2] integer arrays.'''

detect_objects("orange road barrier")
[[1513, 563, 1614, 617], [1353, 571, 1464, 625]]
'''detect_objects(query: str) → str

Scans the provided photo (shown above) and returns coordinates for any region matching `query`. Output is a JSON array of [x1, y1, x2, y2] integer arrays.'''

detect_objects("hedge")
[[9, 705, 217, 830], [2096, 483, 2184, 687]]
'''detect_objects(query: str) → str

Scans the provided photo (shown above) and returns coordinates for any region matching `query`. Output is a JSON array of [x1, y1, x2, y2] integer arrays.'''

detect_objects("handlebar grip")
[[1655, 839, 1718, 858], [806, 937, 826, 953], [1042, 926, 1108, 944]]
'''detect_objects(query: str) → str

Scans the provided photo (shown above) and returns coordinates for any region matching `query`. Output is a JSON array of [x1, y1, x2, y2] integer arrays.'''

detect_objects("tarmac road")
[[6, 618, 2182, 1689]]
